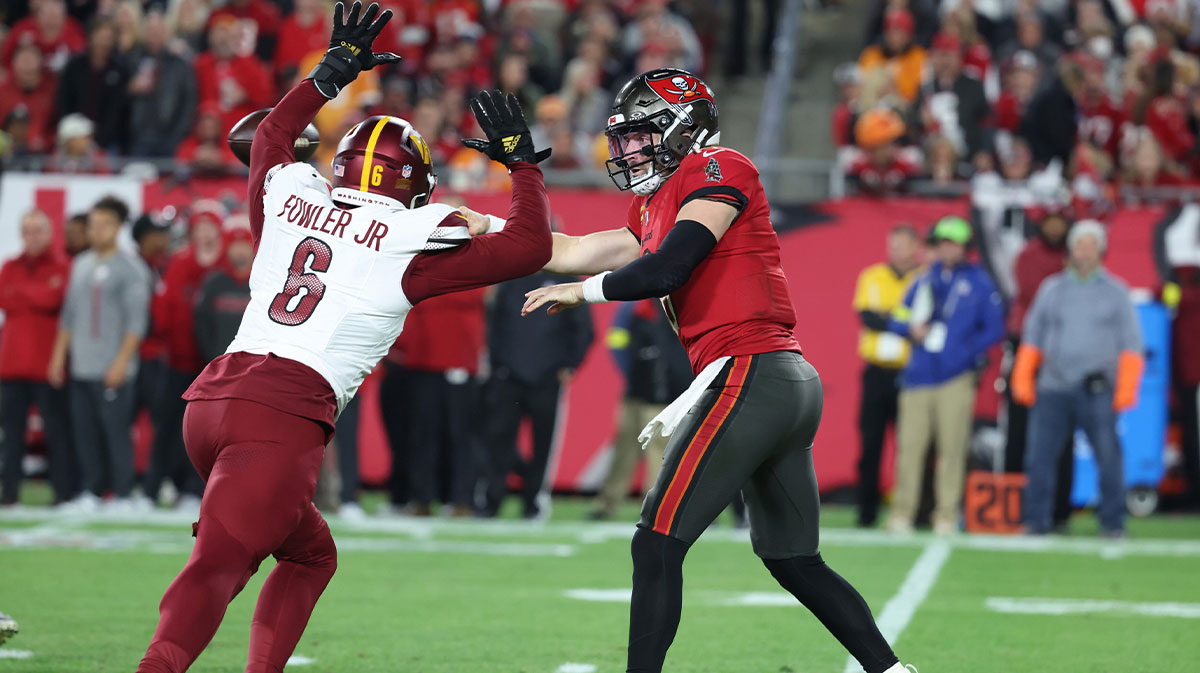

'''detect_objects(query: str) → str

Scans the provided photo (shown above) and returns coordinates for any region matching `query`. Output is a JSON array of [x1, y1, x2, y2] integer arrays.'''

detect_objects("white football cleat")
[[0, 612, 18, 645], [880, 663, 918, 673]]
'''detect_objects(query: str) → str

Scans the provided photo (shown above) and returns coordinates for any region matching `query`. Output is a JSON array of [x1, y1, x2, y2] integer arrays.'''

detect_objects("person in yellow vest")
[[852, 224, 922, 527]]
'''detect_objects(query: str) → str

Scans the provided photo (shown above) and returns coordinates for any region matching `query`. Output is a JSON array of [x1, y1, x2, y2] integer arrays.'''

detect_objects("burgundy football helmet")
[[331, 115, 437, 209]]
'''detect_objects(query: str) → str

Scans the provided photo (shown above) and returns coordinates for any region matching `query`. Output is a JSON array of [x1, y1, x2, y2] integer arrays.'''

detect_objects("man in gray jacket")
[[1012, 220, 1144, 537], [127, 9, 197, 157], [49, 196, 150, 512]]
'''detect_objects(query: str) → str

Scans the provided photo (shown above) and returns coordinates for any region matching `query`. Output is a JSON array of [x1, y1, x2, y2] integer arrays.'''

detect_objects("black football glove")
[[306, 1, 401, 99], [461, 90, 551, 165]]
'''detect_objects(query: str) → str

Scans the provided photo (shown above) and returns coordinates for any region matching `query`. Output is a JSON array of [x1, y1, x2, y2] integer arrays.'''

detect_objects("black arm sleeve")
[[600, 220, 717, 301]]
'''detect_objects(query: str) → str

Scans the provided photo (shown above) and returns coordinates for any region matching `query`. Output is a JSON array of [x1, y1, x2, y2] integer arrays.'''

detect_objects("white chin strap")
[[632, 173, 663, 195]]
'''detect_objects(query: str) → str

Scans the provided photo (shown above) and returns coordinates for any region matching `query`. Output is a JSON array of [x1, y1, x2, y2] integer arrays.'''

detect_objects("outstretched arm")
[[522, 198, 738, 315], [544, 229, 642, 276]]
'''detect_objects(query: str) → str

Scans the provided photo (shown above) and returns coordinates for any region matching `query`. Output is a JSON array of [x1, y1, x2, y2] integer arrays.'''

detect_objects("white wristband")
[[582, 272, 611, 303]]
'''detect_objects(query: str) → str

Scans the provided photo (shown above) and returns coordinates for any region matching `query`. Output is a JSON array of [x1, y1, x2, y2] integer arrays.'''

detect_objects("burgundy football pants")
[[137, 398, 336, 673]]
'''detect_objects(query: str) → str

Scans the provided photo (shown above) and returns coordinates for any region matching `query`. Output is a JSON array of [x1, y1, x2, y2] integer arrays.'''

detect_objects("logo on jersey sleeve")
[[705, 157, 723, 182], [645, 73, 715, 105]]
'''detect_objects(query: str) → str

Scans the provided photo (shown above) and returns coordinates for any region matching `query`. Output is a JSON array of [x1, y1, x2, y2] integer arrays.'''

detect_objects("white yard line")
[[3, 510, 1200, 558], [984, 597, 1200, 619], [554, 663, 597, 673], [842, 540, 952, 673], [285, 654, 316, 666], [0, 650, 33, 659]]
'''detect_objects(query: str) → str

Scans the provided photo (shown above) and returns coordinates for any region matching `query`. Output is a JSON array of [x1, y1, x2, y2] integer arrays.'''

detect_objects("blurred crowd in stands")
[[0, 0, 718, 179], [839, 0, 1200, 204]]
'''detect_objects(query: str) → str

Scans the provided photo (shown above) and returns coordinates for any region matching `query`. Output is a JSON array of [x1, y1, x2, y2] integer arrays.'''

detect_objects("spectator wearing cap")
[[852, 225, 923, 528], [862, 0, 939, 49], [0, 0, 86, 73], [56, 17, 130, 154], [846, 108, 923, 195], [1012, 221, 1144, 537], [1004, 208, 1075, 529], [859, 10, 927, 103], [193, 16, 273, 135], [127, 9, 198, 158], [887, 216, 1006, 534], [143, 202, 226, 505], [45, 114, 111, 174], [913, 32, 992, 163], [205, 0, 281, 61], [0, 45, 58, 154], [0, 210, 74, 506], [49, 196, 151, 512]]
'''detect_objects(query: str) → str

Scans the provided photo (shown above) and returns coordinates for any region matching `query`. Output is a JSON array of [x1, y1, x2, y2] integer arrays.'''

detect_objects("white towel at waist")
[[637, 356, 731, 450]]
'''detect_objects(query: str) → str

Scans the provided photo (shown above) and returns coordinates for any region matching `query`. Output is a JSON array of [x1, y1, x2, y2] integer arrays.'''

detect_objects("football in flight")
[[228, 108, 320, 167]]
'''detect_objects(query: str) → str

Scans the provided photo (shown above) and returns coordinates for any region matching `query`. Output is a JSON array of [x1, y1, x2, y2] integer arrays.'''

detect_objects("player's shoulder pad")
[[677, 147, 757, 213], [265, 162, 327, 196]]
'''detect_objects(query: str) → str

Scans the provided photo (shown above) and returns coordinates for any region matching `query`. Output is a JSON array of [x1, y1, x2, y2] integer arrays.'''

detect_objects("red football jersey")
[[627, 147, 801, 373]]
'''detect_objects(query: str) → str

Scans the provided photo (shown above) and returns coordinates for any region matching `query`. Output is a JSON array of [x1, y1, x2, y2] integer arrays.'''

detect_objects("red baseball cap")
[[885, 10, 915, 35]]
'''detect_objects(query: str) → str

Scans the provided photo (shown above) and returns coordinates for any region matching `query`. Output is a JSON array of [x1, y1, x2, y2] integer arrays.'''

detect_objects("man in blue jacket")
[[887, 216, 1006, 534]]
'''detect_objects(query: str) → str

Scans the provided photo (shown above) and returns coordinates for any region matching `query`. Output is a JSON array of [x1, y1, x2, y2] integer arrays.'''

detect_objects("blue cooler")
[[1070, 300, 1170, 511]]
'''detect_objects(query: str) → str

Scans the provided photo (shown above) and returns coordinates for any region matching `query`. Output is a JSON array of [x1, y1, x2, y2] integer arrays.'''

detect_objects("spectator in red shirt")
[[131, 212, 173, 506], [193, 16, 273, 134], [0, 209, 74, 505], [1, 0, 86, 74], [1132, 55, 1195, 166], [272, 0, 330, 88], [0, 44, 57, 154], [1165, 264, 1200, 509], [174, 102, 241, 175], [396, 286, 488, 516], [847, 107, 923, 195], [206, 0, 281, 60], [143, 202, 225, 506], [44, 114, 112, 174]]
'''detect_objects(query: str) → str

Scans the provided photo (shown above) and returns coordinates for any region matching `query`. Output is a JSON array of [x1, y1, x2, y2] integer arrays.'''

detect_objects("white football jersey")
[[227, 162, 469, 412]]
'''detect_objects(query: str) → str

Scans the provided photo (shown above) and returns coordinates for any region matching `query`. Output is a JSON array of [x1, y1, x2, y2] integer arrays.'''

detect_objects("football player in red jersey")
[[135, 3, 554, 672], [524, 69, 915, 673]]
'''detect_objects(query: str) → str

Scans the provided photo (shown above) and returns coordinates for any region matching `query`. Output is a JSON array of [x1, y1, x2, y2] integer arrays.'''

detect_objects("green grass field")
[[3, 495, 1200, 673]]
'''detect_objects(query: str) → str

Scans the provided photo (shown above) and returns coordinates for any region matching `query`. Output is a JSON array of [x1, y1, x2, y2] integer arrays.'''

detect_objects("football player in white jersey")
[[135, 4, 552, 672]]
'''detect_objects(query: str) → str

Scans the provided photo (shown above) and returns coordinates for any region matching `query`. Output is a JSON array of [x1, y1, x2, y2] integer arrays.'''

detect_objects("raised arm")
[[249, 1, 399, 240], [402, 90, 554, 303]]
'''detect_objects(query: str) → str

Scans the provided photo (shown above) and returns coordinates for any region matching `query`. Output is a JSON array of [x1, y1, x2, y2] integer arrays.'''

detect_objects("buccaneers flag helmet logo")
[[645, 72, 714, 105]]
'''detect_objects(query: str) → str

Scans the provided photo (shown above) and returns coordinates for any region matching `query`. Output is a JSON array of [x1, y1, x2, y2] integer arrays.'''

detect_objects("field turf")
[[2, 490, 1199, 673]]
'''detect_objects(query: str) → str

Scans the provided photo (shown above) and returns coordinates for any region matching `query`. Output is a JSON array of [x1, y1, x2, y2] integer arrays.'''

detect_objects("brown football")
[[227, 108, 321, 166]]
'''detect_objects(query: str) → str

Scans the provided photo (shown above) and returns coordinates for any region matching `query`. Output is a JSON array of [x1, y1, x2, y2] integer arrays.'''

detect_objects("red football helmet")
[[331, 115, 437, 209]]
